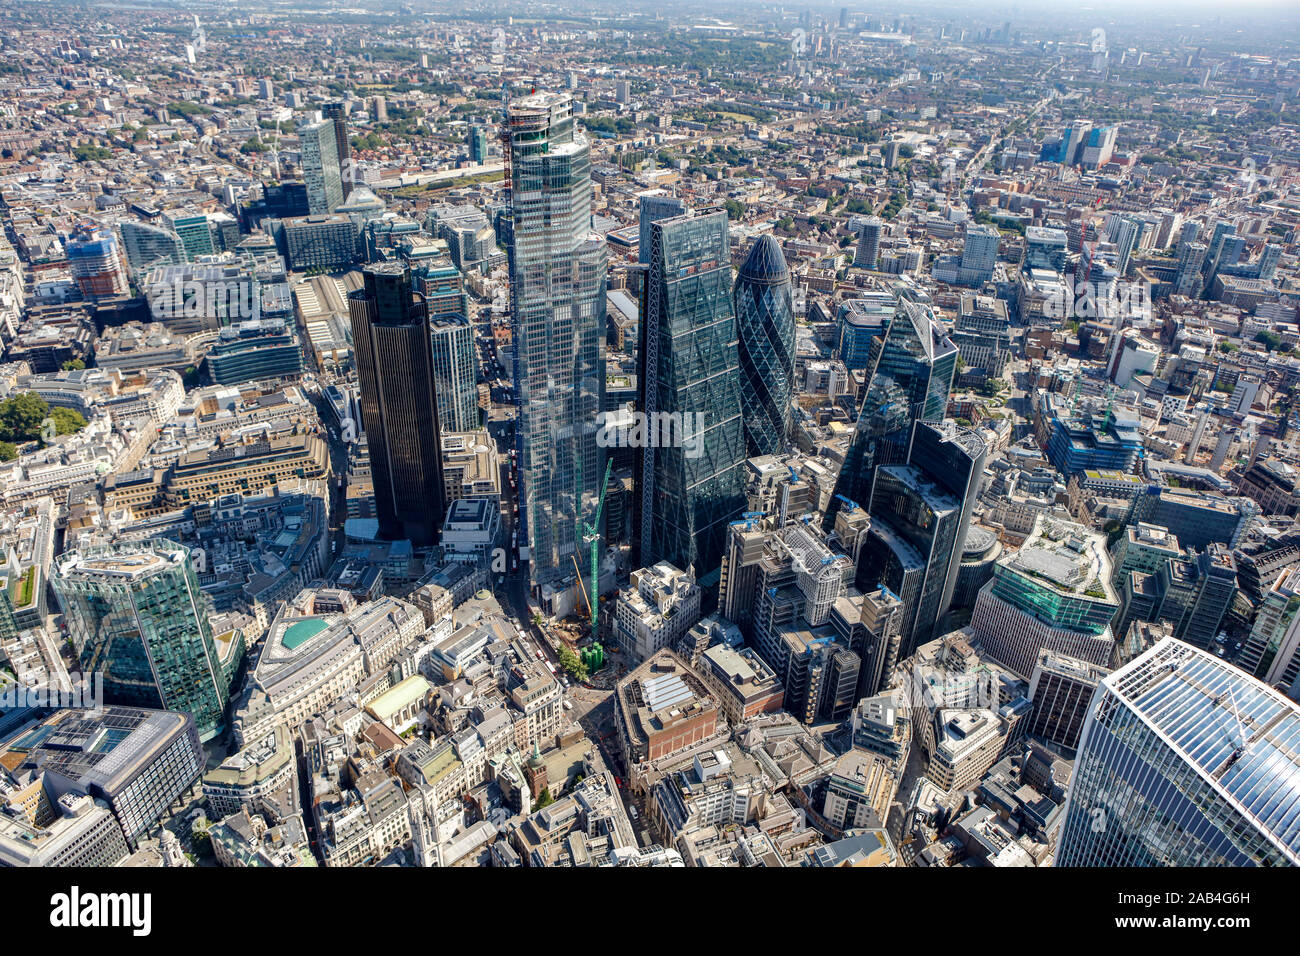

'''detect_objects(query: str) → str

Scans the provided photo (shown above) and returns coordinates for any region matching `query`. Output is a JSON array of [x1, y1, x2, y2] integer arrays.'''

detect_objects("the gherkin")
[[734, 235, 796, 459]]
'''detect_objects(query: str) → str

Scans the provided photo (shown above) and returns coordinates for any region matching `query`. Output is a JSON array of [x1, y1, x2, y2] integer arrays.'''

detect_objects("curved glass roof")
[[736, 234, 791, 286]]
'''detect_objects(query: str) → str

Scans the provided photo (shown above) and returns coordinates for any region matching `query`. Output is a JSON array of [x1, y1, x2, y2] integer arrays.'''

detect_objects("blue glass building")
[[827, 297, 959, 528], [642, 211, 747, 591], [734, 235, 796, 459], [1057, 637, 1300, 866]]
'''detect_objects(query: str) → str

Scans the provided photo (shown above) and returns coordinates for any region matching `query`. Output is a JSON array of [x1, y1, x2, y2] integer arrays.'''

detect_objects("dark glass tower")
[[826, 297, 959, 529], [349, 262, 446, 545], [323, 101, 353, 198], [642, 211, 747, 592], [734, 235, 796, 459]]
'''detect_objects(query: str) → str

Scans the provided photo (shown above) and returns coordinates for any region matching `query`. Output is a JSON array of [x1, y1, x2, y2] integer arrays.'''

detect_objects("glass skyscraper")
[[323, 101, 352, 199], [506, 92, 607, 593], [52, 541, 230, 741], [300, 120, 343, 216], [430, 312, 479, 432], [349, 262, 446, 546], [854, 421, 987, 659], [734, 234, 796, 459], [642, 211, 747, 591], [1057, 637, 1300, 866], [827, 296, 958, 528]]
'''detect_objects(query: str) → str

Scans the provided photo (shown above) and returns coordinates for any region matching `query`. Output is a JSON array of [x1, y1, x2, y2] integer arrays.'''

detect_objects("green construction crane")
[[575, 459, 614, 644]]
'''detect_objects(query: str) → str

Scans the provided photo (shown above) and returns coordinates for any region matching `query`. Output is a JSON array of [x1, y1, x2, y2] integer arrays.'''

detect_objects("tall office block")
[[1107, 216, 1140, 278], [642, 211, 747, 590], [855, 423, 988, 657], [908, 420, 988, 624], [506, 92, 608, 593], [1241, 567, 1300, 700], [323, 102, 353, 198], [734, 234, 796, 459], [164, 212, 216, 260], [638, 193, 686, 265], [958, 224, 999, 286], [857, 218, 884, 270], [300, 120, 344, 216], [469, 125, 490, 163], [720, 516, 769, 636], [1079, 125, 1118, 169], [1057, 637, 1300, 866], [430, 312, 479, 432], [827, 297, 958, 528], [349, 262, 446, 545], [51, 541, 230, 741], [836, 293, 895, 373], [1026, 648, 1108, 750]]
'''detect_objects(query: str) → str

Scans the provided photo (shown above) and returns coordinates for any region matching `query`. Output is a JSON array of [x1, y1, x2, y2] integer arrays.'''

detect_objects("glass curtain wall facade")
[[642, 211, 747, 591], [52, 541, 229, 741], [734, 234, 796, 459], [300, 120, 343, 216], [1058, 637, 1300, 866], [430, 313, 480, 432], [827, 298, 959, 528], [507, 92, 608, 592]]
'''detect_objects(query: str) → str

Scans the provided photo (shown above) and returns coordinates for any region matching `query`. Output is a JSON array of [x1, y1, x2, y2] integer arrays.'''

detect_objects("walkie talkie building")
[[1057, 637, 1300, 866]]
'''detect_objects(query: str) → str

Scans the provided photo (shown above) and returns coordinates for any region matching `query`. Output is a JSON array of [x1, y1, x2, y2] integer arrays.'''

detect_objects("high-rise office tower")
[[506, 92, 608, 594], [52, 540, 231, 741], [642, 211, 747, 591], [469, 125, 490, 164], [1057, 637, 1300, 866], [430, 312, 479, 432], [857, 463, 962, 658], [1175, 240, 1207, 297], [1026, 648, 1109, 750], [958, 224, 999, 286], [908, 420, 988, 623], [1079, 124, 1118, 169], [1107, 216, 1140, 278], [323, 102, 353, 198], [300, 120, 344, 216], [853, 420, 985, 659], [827, 297, 958, 528], [734, 234, 796, 459], [349, 263, 446, 545], [638, 193, 686, 265], [1258, 243, 1283, 281], [857, 218, 884, 270], [720, 515, 769, 636], [1240, 567, 1300, 700]]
